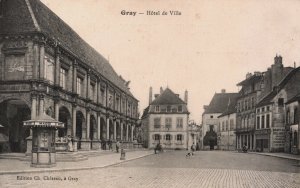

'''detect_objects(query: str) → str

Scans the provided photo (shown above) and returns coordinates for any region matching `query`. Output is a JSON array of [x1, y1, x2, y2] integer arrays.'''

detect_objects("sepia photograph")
[[0, 0, 299, 187]]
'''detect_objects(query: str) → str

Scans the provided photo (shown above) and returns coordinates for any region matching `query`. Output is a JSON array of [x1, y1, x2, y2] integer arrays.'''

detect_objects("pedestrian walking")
[[116, 140, 120, 153], [191, 143, 196, 155]]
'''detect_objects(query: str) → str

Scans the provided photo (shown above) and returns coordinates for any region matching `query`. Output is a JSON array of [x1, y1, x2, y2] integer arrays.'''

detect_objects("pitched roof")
[[286, 93, 300, 104], [256, 67, 299, 107], [204, 93, 239, 114], [0, 0, 135, 99], [141, 106, 149, 119], [218, 95, 239, 117], [150, 88, 186, 105], [237, 74, 263, 86]]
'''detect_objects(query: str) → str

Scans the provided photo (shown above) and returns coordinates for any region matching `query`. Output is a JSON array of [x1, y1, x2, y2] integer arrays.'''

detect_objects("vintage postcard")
[[0, 0, 299, 187]]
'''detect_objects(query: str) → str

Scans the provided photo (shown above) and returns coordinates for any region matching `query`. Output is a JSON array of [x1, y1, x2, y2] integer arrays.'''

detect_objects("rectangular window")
[[176, 118, 183, 128], [261, 115, 265, 129], [167, 106, 171, 112], [154, 118, 161, 128], [155, 106, 160, 112], [90, 83, 96, 102], [225, 120, 228, 131], [76, 77, 82, 96], [60, 68, 67, 89], [165, 118, 172, 129], [44, 54, 55, 84], [166, 134, 171, 141], [100, 89, 105, 105], [230, 119, 234, 130], [176, 134, 182, 141], [222, 122, 224, 131], [178, 105, 182, 112], [154, 134, 160, 140], [278, 98, 284, 107], [266, 114, 270, 128], [257, 116, 260, 129]]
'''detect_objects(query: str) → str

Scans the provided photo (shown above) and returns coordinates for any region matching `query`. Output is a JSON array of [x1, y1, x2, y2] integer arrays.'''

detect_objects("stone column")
[[114, 119, 117, 140], [250, 134, 252, 151], [87, 71, 90, 99], [106, 116, 110, 140], [39, 44, 45, 79], [31, 95, 37, 120], [72, 60, 78, 93], [72, 105, 77, 138], [131, 124, 135, 142], [55, 48, 60, 86], [81, 109, 91, 150], [96, 79, 100, 104], [86, 110, 90, 139], [120, 121, 123, 141], [39, 95, 44, 116], [32, 43, 39, 79], [97, 113, 101, 140], [126, 123, 129, 141], [54, 100, 59, 137]]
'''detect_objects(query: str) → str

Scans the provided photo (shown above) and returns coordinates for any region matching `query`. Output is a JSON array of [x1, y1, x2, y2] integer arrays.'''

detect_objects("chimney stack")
[[160, 87, 163, 94], [221, 89, 226, 93], [149, 87, 153, 104], [184, 90, 188, 104]]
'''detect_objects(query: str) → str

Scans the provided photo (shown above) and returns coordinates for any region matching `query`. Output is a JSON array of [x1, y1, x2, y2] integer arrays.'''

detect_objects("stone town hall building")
[[0, 0, 139, 153]]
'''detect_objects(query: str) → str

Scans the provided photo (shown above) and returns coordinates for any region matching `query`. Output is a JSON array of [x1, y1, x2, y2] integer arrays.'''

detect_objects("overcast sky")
[[41, 0, 300, 124]]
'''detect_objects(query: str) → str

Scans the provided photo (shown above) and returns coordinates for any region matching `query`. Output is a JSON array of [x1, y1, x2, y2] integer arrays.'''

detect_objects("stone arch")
[[45, 106, 54, 118], [116, 121, 121, 140], [76, 110, 86, 149], [100, 117, 106, 140], [58, 106, 71, 137], [0, 99, 31, 153], [90, 114, 97, 140]]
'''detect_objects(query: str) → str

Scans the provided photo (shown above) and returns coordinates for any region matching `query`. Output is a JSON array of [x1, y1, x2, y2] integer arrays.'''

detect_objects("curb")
[[0, 152, 154, 175], [248, 152, 300, 161]]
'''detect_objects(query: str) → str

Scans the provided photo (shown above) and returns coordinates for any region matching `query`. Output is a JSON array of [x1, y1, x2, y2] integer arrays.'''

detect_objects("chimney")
[[149, 87, 152, 104], [246, 72, 252, 79], [154, 94, 159, 98], [221, 89, 226, 93], [271, 54, 284, 89], [184, 90, 188, 104], [160, 87, 163, 94], [274, 54, 282, 64]]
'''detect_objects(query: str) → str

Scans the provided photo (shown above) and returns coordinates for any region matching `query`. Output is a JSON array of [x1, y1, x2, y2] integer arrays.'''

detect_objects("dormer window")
[[155, 105, 160, 112], [178, 105, 182, 112], [167, 105, 171, 112]]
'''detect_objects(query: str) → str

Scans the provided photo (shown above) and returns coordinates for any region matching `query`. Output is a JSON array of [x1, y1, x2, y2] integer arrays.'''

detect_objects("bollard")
[[120, 149, 126, 160]]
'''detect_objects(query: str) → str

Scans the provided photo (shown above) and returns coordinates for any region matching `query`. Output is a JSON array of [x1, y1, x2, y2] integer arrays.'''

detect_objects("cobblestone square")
[[0, 151, 299, 188]]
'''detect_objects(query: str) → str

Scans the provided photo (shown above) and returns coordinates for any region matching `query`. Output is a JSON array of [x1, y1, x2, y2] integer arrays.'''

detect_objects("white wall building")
[[141, 87, 190, 149]]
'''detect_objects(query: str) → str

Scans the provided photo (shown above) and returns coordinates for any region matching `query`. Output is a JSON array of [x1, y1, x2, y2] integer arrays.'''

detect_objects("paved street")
[[0, 151, 299, 188]]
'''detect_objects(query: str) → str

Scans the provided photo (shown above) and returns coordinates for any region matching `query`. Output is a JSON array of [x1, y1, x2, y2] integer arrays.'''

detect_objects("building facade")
[[141, 87, 189, 149], [0, 0, 139, 153], [201, 89, 238, 150], [285, 94, 300, 154], [217, 96, 238, 151], [255, 66, 300, 152]]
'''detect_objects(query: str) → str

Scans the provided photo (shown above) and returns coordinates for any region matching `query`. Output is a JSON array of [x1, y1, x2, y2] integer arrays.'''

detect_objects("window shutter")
[[170, 135, 173, 140], [182, 135, 184, 140], [152, 134, 155, 140], [163, 134, 166, 140]]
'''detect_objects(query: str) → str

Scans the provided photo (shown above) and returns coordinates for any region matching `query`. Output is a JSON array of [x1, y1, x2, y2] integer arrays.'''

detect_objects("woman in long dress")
[[67, 135, 73, 152]]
